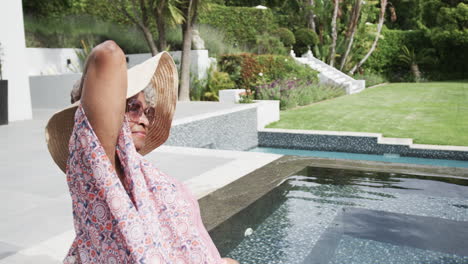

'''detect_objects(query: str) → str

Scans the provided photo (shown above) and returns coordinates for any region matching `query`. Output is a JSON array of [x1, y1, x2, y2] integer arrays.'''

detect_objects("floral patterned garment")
[[64, 104, 225, 264]]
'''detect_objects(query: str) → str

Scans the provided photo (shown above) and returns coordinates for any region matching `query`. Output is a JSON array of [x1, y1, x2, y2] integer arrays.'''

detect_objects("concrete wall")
[[26, 48, 80, 76], [26, 48, 214, 80], [166, 107, 258, 151], [127, 50, 214, 80], [0, 0, 32, 121], [28, 50, 215, 109], [29, 74, 81, 109]]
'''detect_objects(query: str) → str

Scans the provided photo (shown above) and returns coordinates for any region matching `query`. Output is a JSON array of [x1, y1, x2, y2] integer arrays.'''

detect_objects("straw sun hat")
[[45, 51, 178, 173]]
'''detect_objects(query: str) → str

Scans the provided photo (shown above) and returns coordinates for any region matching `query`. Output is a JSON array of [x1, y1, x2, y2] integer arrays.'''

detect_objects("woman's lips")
[[132, 131, 146, 137]]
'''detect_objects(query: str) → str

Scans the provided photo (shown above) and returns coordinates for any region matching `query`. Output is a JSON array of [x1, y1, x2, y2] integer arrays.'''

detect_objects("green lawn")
[[266, 82, 468, 146]]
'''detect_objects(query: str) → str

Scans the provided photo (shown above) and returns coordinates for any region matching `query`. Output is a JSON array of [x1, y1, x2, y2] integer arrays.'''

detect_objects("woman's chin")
[[132, 138, 146, 152]]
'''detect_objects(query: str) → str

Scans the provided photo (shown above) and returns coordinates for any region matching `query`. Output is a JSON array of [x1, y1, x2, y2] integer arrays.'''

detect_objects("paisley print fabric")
[[64, 104, 225, 264]]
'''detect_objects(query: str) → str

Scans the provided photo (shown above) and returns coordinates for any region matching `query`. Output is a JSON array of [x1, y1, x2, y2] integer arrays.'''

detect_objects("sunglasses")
[[125, 98, 155, 126]]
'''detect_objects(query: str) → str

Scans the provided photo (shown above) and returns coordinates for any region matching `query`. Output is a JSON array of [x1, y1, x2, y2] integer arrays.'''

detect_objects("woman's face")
[[125, 92, 149, 151]]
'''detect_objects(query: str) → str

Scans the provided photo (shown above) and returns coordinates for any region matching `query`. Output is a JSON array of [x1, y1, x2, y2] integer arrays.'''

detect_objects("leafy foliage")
[[293, 28, 319, 56], [197, 24, 250, 57], [364, 28, 432, 81], [198, 4, 277, 47], [273, 27, 296, 47], [255, 34, 287, 55], [238, 89, 255, 103], [256, 80, 344, 110], [353, 72, 387, 87], [190, 67, 236, 101], [219, 53, 319, 93], [22, 0, 75, 18], [24, 15, 149, 53]]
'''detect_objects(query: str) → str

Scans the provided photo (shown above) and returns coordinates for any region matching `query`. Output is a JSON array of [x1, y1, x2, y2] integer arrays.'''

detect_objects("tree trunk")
[[329, 0, 339, 67], [307, 0, 316, 32], [340, 0, 362, 71], [179, 0, 196, 102], [140, 25, 158, 56], [153, 0, 168, 52], [349, 0, 387, 75], [179, 23, 192, 101], [411, 63, 421, 82], [155, 14, 167, 51], [115, 0, 158, 56]]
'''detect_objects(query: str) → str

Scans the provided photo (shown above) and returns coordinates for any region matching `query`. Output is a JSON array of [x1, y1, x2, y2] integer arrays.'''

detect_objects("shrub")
[[219, 53, 319, 93], [191, 68, 236, 101], [273, 28, 296, 48], [255, 34, 287, 55], [365, 27, 467, 81], [190, 77, 207, 101], [256, 80, 344, 110], [293, 28, 319, 56], [198, 4, 277, 47], [238, 89, 255, 104], [353, 73, 387, 88], [364, 28, 427, 81]]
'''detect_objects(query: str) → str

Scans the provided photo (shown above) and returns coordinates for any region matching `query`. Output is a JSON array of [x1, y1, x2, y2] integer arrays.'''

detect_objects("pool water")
[[248, 147, 468, 168], [209, 167, 468, 264]]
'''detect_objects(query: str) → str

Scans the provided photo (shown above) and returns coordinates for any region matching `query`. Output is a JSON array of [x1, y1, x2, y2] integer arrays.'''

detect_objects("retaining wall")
[[166, 106, 258, 151], [29, 74, 81, 108], [258, 128, 468, 161]]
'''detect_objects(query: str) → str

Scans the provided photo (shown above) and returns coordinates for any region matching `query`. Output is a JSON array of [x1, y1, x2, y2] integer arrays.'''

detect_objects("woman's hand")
[[222, 257, 240, 264]]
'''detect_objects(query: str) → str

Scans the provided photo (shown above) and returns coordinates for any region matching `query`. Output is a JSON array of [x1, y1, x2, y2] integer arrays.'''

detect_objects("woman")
[[46, 40, 239, 264]]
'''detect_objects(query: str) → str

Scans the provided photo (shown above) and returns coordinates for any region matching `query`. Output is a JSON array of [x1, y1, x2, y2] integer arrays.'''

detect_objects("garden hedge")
[[365, 28, 467, 81], [198, 4, 277, 47]]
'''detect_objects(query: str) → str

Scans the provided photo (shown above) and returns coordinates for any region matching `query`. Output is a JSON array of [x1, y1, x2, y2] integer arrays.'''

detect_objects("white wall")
[[26, 48, 80, 76], [120, 50, 214, 80], [0, 0, 32, 121], [26, 48, 215, 80]]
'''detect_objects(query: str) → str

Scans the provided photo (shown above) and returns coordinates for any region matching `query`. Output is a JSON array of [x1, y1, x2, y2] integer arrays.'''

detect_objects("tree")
[[349, 0, 388, 75], [398, 45, 434, 82], [22, 0, 73, 17], [340, 0, 363, 70], [87, 0, 183, 55], [151, 0, 184, 51], [329, 0, 340, 66], [306, 0, 317, 32], [97, 0, 159, 55], [178, 0, 201, 101]]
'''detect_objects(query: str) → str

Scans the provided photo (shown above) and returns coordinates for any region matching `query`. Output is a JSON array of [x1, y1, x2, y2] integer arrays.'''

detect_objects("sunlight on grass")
[[267, 82, 468, 146]]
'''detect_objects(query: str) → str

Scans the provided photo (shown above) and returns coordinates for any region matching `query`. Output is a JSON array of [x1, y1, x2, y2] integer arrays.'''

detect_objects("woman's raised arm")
[[80, 40, 127, 170]]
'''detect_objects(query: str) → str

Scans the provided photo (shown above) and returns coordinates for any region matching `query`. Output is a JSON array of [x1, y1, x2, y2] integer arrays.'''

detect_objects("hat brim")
[[45, 51, 178, 173]]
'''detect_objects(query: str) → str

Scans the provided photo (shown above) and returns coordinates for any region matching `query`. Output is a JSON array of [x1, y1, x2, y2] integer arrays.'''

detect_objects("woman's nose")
[[139, 113, 150, 127]]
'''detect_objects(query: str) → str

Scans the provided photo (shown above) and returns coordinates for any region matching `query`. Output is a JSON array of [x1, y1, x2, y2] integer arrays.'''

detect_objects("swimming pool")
[[209, 166, 468, 264], [249, 147, 468, 168]]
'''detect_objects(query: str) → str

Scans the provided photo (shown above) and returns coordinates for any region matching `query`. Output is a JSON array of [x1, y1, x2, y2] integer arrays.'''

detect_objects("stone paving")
[[0, 103, 282, 263]]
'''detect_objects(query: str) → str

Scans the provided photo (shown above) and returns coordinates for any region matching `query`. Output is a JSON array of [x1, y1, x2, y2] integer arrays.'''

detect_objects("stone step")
[[295, 55, 365, 95]]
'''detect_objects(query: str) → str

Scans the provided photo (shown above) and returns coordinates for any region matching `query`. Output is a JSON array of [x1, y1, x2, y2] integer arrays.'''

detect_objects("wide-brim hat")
[[45, 51, 178, 173]]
